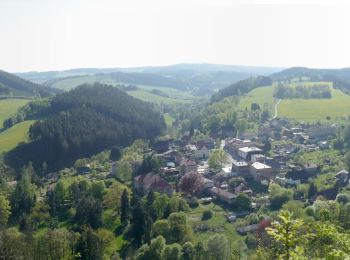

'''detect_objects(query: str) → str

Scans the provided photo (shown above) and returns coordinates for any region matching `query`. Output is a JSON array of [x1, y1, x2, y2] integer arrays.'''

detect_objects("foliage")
[[6, 84, 166, 171]]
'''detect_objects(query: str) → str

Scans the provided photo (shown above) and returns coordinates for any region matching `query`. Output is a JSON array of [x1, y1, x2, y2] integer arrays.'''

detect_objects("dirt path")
[[273, 99, 281, 119]]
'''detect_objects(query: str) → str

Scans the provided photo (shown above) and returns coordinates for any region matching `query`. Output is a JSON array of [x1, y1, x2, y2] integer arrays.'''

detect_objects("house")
[[232, 161, 249, 176], [238, 147, 263, 161], [197, 138, 215, 150], [335, 170, 349, 185], [134, 172, 173, 196], [209, 187, 236, 204], [250, 162, 273, 181], [306, 124, 337, 139], [285, 164, 319, 183], [234, 183, 253, 195], [225, 138, 254, 154], [202, 177, 215, 189], [180, 159, 197, 174], [195, 145, 210, 159], [77, 165, 91, 175], [237, 224, 259, 235], [153, 140, 171, 153]]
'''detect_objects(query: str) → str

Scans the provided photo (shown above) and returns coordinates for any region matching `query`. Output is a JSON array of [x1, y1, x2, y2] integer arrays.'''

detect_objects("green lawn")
[[0, 120, 34, 154], [187, 202, 245, 246], [239, 85, 276, 114], [278, 88, 350, 121], [240, 82, 350, 122], [0, 98, 31, 127]]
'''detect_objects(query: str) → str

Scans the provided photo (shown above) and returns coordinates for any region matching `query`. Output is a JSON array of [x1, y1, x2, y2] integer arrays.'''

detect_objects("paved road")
[[273, 99, 281, 119]]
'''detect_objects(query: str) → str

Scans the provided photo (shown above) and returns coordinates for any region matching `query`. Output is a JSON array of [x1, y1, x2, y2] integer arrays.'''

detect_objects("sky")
[[1, 0, 350, 72]]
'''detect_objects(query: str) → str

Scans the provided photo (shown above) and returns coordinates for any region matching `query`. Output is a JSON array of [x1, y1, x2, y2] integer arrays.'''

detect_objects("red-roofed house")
[[134, 172, 173, 196]]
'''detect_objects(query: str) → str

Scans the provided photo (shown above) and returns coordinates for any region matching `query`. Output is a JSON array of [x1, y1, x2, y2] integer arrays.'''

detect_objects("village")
[[131, 118, 348, 235]]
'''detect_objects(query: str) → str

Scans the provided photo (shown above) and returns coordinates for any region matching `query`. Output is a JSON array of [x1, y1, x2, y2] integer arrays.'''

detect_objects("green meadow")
[[0, 98, 33, 154], [240, 82, 350, 122]]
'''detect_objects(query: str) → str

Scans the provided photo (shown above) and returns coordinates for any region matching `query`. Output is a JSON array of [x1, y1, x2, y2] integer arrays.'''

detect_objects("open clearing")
[[240, 82, 350, 122], [0, 120, 34, 154], [0, 98, 30, 127], [0, 98, 33, 154]]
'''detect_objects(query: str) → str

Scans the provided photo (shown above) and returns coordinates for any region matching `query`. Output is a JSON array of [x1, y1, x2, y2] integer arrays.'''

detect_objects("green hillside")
[[0, 120, 34, 154], [239, 82, 350, 122], [0, 98, 31, 125], [0, 98, 34, 154]]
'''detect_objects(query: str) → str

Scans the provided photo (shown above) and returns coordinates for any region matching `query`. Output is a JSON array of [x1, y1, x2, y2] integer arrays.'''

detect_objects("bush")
[[202, 210, 213, 221], [187, 197, 199, 208]]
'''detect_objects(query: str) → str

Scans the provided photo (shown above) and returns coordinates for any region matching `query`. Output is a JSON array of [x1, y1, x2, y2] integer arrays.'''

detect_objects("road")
[[273, 99, 281, 119]]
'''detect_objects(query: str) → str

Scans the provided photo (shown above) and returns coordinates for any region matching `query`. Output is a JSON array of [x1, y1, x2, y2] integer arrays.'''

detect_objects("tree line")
[[274, 83, 332, 99]]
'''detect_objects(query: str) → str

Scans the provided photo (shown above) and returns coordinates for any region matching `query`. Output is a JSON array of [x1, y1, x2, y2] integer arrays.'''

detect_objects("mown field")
[[0, 120, 34, 154], [240, 82, 350, 122], [0, 98, 30, 125], [0, 98, 33, 154], [187, 202, 246, 253]]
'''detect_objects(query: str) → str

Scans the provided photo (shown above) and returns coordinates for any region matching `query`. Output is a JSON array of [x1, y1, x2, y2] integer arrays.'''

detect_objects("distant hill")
[[0, 70, 59, 97], [6, 83, 166, 171], [16, 63, 283, 94], [44, 72, 188, 91]]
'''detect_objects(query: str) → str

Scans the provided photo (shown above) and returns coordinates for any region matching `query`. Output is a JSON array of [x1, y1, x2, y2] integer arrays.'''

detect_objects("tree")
[[120, 189, 130, 225], [251, 103, 260, 111], [0, 194, 11, 226], [235, 193, 251, 210], [179, 172, 203, 196], [182, 242, 195, 260], [10, 170, 36, 220], [110, 146, 122, 161], [162, 243, 182, 260], [36, 228, 78, 260], [73, 196, 103, 229], [308, 182, 318, 199], [135, 236, 165, 260], [208, 150, 228, 170], [206, 234, 231, 260], [266, 210, 305, 259], [129, 202, 151, 245], [76, 227, 103, 260], [103, 182, 126, 214], [261, 110, 270, 122], [168, 212, 193, 244]]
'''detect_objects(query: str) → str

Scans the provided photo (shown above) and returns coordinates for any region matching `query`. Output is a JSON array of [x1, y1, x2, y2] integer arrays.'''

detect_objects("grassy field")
[[187, 202, 246, 251], [0, 98, 34, 154], [0, 120, 34, 154], [0, 98, 31, 126], [240, 82, 350, 122], [278, 88, 350, 121], [239, 85, 276, 114]]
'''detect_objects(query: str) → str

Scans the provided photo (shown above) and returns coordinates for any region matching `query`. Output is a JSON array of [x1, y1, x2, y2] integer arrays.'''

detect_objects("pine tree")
[[120, 189, 130, 225]]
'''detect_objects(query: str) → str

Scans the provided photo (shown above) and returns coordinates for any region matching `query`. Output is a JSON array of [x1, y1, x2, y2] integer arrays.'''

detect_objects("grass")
[[0, 120, 35, 154], [240, 82, 350, 122], [278, 88, 350, 122], [0, 98, 31, 127], [187, 202, 245, 245], [239, 85, 276, 114]]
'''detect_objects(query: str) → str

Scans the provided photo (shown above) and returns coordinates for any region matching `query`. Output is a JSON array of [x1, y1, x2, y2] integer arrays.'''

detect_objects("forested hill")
[[271, 67, 350, 94], [6, 83, 166, 171], [210, 76, 272, 102], [0, 70, 59, 97]]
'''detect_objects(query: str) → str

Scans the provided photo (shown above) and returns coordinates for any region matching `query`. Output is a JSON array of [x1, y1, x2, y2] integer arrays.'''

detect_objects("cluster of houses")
[[129, 118, 350, 236]]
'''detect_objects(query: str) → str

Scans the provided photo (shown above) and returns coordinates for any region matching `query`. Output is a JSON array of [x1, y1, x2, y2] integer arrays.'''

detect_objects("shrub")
[[202, 210, 213, 221]]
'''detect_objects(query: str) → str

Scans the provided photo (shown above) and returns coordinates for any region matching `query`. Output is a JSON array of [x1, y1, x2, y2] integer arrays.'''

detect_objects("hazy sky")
[[1, 0, 350, 72]]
